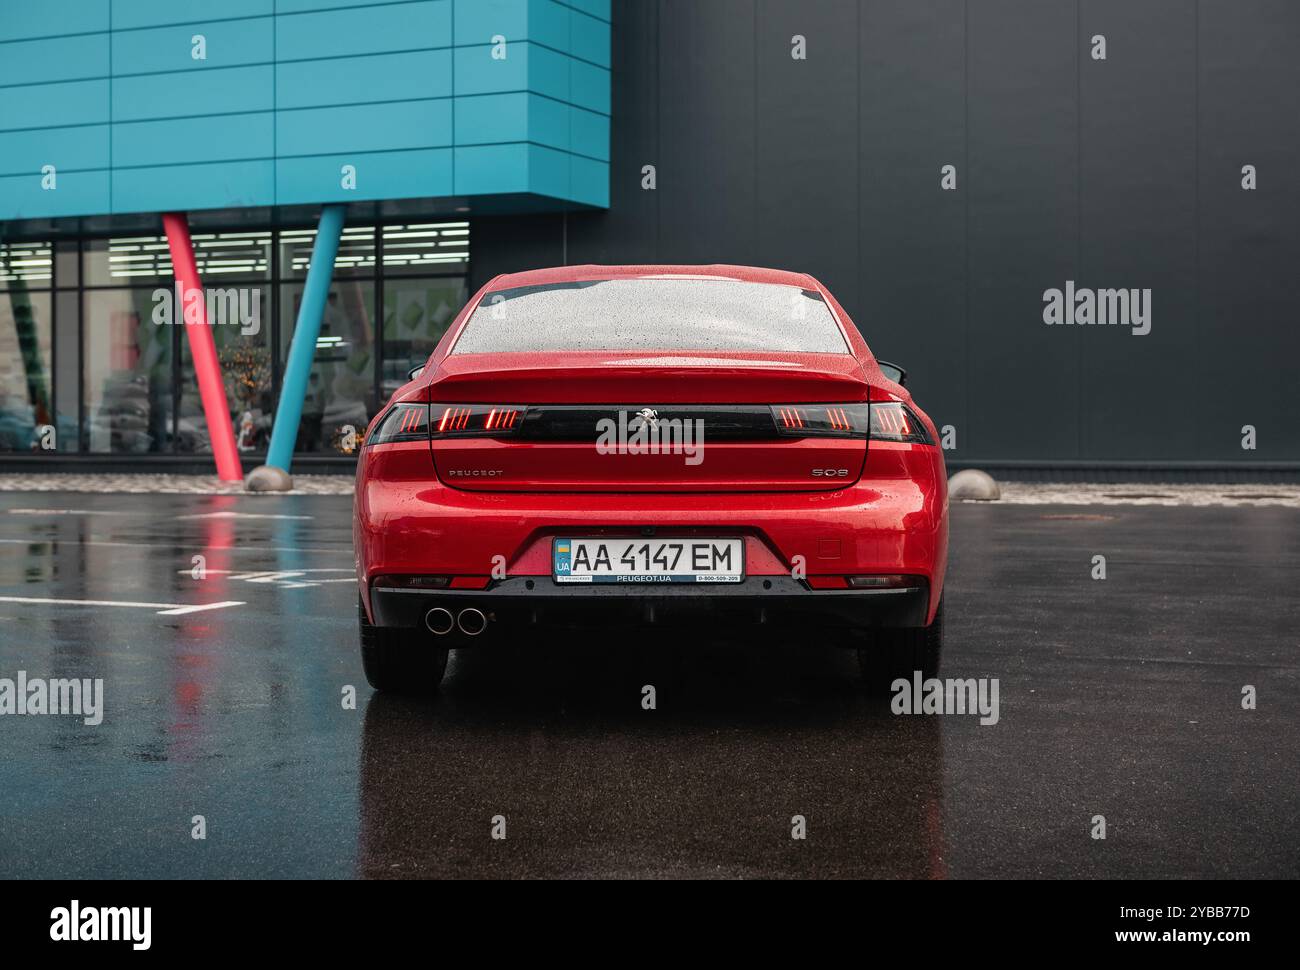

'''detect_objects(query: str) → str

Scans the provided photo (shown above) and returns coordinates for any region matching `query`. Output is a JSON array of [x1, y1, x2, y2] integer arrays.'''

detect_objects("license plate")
[[553, 537, 744, 584]]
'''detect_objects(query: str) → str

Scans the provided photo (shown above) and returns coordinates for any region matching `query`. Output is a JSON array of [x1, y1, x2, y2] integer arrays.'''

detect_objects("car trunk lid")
[[428, 351, 869, 493]]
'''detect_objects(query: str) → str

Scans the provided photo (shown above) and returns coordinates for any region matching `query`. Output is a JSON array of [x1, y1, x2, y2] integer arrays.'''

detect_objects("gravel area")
[[0, 473, 355, 495], [994, 482, 1300, 508], [0, 473, 1297, 506]]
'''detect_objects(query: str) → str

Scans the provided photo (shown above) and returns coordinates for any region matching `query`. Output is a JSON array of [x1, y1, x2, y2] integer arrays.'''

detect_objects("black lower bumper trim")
[[369, 576, 929, 633]]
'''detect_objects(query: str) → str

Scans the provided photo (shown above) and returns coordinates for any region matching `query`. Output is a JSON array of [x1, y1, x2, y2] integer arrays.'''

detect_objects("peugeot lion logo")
[[632, 408, 659, 430]]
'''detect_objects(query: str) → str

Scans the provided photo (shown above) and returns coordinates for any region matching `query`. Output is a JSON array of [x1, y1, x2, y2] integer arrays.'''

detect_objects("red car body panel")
[[355, 264, 948, 631], [432, 349, 870, 402]]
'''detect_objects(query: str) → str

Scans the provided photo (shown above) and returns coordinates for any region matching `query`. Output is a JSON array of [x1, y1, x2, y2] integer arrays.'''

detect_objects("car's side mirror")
[[877, 360, 907, 387], [407, 365, 425, 381]]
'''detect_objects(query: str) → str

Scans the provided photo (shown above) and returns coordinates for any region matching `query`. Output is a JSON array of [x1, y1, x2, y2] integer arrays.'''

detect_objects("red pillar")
[[162, 212, 243, 482]]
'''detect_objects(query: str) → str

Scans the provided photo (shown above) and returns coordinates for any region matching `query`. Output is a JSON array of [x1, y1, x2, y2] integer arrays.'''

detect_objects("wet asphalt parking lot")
[[0, 490, 1295, 879]]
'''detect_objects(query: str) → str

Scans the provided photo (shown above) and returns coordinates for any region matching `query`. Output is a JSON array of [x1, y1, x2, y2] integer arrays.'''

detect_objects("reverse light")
[[847, 574, 921, 589], [771, 403, 870, 437], [373, 575, 451, 589], [367, 403, 429, 445], [433, 404, 527, 436], [868, 402, 932, 444]]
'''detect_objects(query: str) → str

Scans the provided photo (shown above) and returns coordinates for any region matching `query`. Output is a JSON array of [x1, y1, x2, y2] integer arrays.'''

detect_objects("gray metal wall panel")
[[859, 0, 966, 455], [1198, 0, 1300, 461], [967, 0, 1079, 460], [657, 0, 758, 265], [1079, 0, 1197, 460], [469, 0, 1299, 467], [568, 0, 661, 266], [754, 0, 861, 310]]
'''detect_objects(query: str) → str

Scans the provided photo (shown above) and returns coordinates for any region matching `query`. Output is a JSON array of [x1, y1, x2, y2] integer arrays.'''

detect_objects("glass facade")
[[0, 222, 468, 458]]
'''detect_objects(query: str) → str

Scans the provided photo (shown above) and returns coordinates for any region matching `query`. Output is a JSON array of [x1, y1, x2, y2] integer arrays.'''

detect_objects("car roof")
[[485, 264, 820, 290]]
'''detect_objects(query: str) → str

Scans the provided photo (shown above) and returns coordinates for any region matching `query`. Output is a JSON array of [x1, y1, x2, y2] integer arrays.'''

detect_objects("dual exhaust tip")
[[425, 607, 486, 637]]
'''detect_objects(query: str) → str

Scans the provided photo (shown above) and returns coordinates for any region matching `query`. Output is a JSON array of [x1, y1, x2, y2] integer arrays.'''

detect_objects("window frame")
[[0, 221, 469, 459]]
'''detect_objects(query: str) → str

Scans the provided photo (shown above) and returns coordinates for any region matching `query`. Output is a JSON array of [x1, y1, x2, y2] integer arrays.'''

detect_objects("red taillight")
[[432, 404, 526, 437], [873, 406, 910, 436], [776, 407, 806, 429], [482, 407, 521, 431], [367, 403, 429, 445], [771, 403, 869, 437], [770, 402, 931, 443], [868, 402, 931, 443], [827, 407, 852, 431], [399, 408, 422, 433]]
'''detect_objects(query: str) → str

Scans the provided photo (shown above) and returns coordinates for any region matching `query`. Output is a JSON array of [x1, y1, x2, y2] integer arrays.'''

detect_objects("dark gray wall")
[[472, 0, 1300, 468]]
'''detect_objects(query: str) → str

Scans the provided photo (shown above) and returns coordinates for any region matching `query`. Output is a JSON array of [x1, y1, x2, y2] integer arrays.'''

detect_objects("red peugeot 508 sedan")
[[354, 265, 948, 692]]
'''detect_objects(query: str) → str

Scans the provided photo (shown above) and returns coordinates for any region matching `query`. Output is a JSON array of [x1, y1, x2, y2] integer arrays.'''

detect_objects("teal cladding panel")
[[0, 0, 608, 219]]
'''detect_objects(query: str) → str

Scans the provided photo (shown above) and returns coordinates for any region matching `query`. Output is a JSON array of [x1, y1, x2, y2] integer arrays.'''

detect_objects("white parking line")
[[0, 596, 244, 616], [0, 537, 350, 555], [6, 509, 134, 516], [176, 568, 356, 589]]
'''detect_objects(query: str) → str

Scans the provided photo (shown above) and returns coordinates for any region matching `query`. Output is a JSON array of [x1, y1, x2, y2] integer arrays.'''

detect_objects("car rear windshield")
[[452, 278, 851, 354]]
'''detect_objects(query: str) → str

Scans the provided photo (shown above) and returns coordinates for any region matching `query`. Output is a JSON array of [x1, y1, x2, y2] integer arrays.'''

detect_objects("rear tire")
[[857, 597, 943, 691], [359, 598, 449, 693]]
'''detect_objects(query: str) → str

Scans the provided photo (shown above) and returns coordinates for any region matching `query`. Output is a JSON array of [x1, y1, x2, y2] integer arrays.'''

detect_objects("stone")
[[948, 468, 1000, 501], [244, 465, 294, 493]]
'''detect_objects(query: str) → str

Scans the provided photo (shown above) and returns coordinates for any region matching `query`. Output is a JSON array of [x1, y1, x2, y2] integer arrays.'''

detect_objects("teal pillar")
[[265, 204, 346, 474]]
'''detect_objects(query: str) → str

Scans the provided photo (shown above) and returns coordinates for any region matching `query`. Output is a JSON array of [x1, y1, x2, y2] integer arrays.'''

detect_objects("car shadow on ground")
[[357, 632, 948, 878], [448, 628, 875, 714]]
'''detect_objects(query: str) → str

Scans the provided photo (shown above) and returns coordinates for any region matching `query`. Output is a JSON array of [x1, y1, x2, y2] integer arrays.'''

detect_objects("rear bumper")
[[356, 439, 949, 626], [370, 576, 930, 633]]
